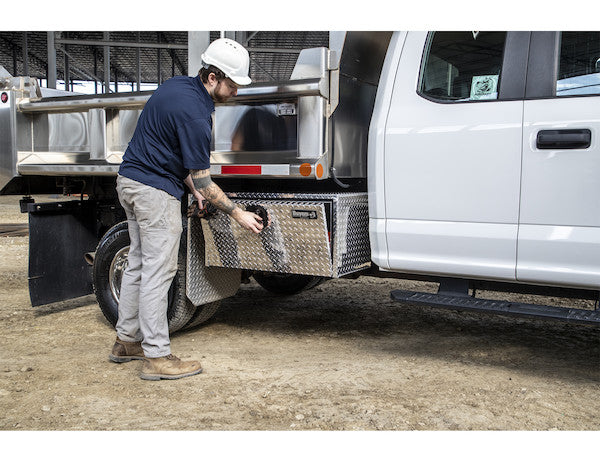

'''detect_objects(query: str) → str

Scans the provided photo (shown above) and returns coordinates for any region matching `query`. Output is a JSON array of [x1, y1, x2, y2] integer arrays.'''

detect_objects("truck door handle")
[[536, 129, 591, 150]]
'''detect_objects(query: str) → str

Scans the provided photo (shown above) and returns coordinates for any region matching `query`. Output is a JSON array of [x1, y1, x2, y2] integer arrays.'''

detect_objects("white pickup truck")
[[1, 31, 599, 328]]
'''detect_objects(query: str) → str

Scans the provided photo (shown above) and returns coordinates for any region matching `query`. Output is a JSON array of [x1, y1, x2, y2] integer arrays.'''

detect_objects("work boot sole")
[[140, 367, 203, 381], [109, 354, 145, 363]]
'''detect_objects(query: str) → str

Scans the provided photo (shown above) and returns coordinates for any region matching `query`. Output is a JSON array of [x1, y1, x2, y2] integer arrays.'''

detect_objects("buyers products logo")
[[291, 209, 318, 220]]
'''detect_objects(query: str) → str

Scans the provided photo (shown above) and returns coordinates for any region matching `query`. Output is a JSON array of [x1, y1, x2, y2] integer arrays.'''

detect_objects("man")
[[109, 38, 263, 381]]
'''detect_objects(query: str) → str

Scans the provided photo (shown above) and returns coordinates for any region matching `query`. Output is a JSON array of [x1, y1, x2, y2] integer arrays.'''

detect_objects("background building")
[[0, 31, 330, 94]]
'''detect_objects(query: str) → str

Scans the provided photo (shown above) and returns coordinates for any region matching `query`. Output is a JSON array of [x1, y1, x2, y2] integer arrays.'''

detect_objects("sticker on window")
[[470, 75, 498, 100]]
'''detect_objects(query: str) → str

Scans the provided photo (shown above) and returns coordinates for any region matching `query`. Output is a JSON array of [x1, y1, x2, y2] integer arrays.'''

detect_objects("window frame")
[[416, 31, 530, 104], [554, 31, 600, 99], [524, 31, 559, 99]]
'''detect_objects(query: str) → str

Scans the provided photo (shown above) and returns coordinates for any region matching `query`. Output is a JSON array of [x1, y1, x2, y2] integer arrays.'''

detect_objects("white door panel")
[[518, 97, 600, 288], [385, 101, 523, 224], [518, 224, 600, 288], [387, 220, 518, 280], [520, 99, 600, 226], [383, 32, 522, 280]]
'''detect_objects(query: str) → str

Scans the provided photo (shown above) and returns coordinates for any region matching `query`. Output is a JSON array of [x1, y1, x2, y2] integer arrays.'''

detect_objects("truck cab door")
[[517, 32, 600, 289], [377, 31, 528, 281]]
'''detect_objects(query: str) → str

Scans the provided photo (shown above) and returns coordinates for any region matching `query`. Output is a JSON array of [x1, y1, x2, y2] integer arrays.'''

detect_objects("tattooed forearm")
[[190, 169, 236, 215], [201, 182, 236, 214], [190, 173, 212, 190]]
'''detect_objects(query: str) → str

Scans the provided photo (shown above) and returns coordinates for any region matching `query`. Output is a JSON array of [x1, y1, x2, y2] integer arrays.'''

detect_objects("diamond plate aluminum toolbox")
[[192, 192, 371, 278]]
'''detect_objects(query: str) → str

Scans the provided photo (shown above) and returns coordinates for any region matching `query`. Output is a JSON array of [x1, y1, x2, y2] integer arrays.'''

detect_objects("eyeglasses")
[[224, 79, 239, 91]]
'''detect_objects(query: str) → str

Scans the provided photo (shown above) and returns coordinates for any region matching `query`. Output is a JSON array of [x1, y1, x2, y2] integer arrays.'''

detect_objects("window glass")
[[557, 32, 600, 96], [419, 32, 507, 102]]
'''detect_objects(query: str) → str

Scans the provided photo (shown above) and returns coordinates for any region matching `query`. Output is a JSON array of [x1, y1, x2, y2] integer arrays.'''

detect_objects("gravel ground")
[[0, 195, 598, 440]]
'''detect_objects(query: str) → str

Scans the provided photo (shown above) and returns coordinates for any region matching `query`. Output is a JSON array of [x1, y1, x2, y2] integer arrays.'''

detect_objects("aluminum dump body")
[[0, 32, 391, 194]]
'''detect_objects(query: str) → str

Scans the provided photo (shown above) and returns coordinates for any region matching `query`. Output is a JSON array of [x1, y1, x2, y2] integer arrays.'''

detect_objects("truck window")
[[557, 32, 600, 96], [419, 32, 507, 102]]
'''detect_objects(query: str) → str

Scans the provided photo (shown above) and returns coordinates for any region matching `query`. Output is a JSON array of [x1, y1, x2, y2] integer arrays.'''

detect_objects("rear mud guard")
[[25, 199, 98, 306]]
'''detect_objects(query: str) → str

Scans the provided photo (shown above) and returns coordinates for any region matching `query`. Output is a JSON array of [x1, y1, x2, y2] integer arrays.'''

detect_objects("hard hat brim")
[[230, 75, 252, 86], [201, 56, 252, 86]]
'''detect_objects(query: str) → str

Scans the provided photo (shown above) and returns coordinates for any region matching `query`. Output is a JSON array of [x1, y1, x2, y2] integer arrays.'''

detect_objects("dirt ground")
[[0, 195, 598, 433]]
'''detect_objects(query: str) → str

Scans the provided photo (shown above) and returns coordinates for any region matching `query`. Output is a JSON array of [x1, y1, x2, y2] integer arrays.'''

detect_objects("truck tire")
[[183, 301, 221, 330], [92, 221, 196, 333], [252, 272, 324, 295]]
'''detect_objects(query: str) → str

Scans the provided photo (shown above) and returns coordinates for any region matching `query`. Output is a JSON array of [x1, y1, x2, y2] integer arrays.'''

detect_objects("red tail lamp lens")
[[1, 92, 8, 103]]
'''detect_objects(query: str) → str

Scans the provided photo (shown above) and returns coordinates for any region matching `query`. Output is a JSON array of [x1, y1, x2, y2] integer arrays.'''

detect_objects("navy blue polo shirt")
[[118, 75, 214, 200]]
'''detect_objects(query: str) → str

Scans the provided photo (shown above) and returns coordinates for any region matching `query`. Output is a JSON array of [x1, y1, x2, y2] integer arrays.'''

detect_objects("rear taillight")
[[0, 92, 8, 103]]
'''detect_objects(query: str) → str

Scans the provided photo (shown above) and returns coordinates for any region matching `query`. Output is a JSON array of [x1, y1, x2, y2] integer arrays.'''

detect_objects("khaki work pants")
[[115, 175, 182, 358]]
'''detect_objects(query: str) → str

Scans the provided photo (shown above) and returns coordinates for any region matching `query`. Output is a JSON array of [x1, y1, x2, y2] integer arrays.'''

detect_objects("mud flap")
[[26, 200, 98, 306]]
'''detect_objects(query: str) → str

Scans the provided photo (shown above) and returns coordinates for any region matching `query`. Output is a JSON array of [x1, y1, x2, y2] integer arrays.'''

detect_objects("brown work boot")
[[140, 354, 203, 381], [109, 337, 144, 363]]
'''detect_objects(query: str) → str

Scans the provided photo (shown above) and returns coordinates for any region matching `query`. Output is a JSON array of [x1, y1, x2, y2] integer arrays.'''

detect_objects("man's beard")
[[212, 82, 229, 103]]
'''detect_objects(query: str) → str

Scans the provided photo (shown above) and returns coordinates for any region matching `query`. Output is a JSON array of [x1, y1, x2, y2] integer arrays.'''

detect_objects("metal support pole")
[[244, 31, 259, 45], [64, 52, 70, 91], [57, 46, 103, 84], [47, 32, 57, 88], [235, 31, 247, 44], [187, 31, 210, 77], [93, 50, 98, 94], [136, 32, 141, 91], [247, 47, 302, 54], [23, 32, 29, 76], [157, 33, 162, 85], [103, 31, 110, 93], [64, 33, 70, 92], [55, 38, 187, 50], [114, 68, 118, 93], [171, 50, 175, 77], [12, 46, 17, 76]]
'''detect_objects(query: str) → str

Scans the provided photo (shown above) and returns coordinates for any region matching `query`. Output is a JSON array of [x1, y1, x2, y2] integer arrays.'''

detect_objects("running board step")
[[390, 289, 600, 325]]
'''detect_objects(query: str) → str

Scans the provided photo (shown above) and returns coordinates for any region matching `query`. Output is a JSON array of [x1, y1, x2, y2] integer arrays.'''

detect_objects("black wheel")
[[252, 272, 324, 295], [183, 301, 221, 329], [92, 221, 196, 333]]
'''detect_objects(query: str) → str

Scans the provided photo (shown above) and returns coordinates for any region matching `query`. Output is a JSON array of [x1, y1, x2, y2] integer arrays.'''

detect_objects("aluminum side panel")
[[186, 219, 241, 306], [0, 91, 17, 193]]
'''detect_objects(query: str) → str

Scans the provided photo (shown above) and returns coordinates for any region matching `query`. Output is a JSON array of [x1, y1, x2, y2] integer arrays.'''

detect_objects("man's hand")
[[231, 208, 263, 234], [187, 200, 213, 219], [192, 189, 205, 207], [187, 201, 200, 218]]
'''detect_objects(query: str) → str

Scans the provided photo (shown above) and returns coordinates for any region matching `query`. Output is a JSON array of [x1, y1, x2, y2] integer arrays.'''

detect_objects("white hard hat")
[[201, 38, 252, 86]]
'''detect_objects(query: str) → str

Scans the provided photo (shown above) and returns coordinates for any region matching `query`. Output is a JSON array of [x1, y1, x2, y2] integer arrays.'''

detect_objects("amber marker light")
[[299, 163, 311, 177], [316, 164, 324, 178]]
